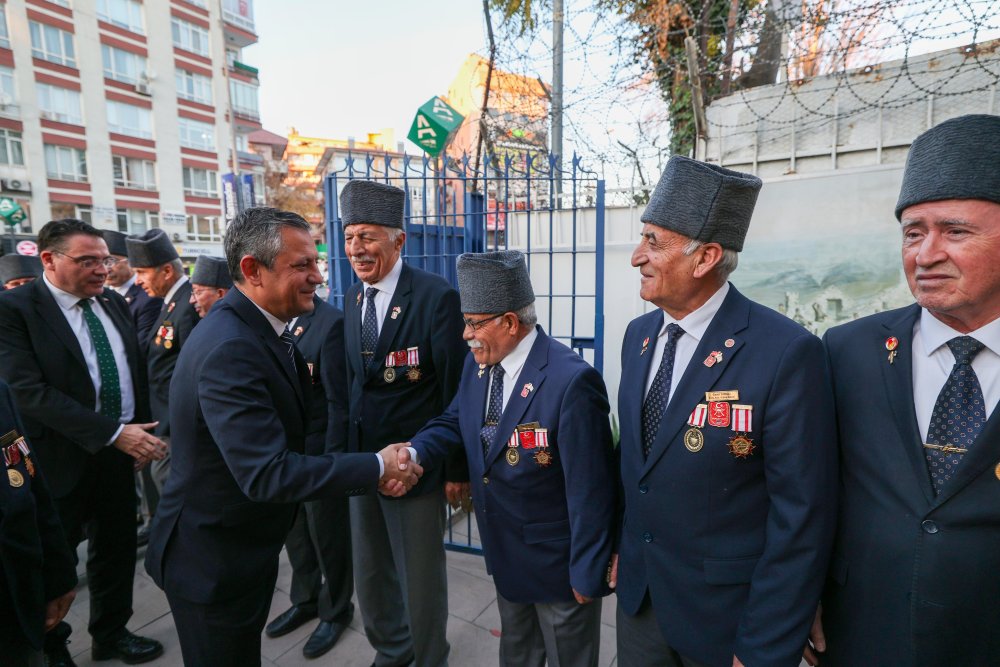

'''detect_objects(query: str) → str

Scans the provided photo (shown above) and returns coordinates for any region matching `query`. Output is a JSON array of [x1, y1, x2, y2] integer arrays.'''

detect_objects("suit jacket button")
[[642, 531, 653, 543], [922, 520, 939, 534], [638, 484, 648, 494], [482, 476, 489, 485]]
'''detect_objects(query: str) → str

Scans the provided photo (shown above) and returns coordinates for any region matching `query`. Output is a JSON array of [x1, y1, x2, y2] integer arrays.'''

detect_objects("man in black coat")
[[0, 253, 42, 289], [0, 219, 167, 666], [340, 180, 469, 667], [102, 230, 162, 351], [144, 207, 423, 666], [0, 379, 77, 667], [189, 255, 232, 318], [266, 295, 355, 658]]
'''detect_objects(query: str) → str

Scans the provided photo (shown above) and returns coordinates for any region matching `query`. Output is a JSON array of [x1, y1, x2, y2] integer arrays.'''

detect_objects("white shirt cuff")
[[107, 423, 125, 447], [406, 446, 420, 465], [375, 452, 385, 477]]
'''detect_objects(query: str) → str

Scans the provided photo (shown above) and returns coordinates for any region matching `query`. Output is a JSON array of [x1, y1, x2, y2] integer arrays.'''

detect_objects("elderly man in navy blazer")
[[102, 230, 162, 350], [610, 156, 838, 667], [814, 115, 1000, 666], [399, 250, 616, 667]]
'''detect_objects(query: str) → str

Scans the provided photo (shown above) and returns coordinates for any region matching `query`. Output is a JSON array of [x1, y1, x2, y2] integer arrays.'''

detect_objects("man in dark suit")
[[189, 255, 232, 318], [340, 180, 468, 667], [266, 294, 355, 658], [0, 253, 42, 289], [0, 379, 77, 667], [813, 115, 1000, 666], [0, 219, 167, 666], [610, 157, 837, 667], [144, 207, 423, 667], [102, 230, 162, 350], [401, 250, 616, 666], [126, 229, 200, 499]]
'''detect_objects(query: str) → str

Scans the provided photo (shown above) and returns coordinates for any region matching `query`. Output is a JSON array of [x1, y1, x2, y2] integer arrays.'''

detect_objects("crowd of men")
[[0, 112, 997, 667]]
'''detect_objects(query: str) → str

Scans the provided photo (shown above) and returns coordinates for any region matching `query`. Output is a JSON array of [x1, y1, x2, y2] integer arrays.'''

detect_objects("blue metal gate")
[[323, 150, 605, 553]]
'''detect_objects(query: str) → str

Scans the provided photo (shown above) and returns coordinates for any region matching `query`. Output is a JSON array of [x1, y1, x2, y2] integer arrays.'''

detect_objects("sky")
[[247, 1, 487, 148]]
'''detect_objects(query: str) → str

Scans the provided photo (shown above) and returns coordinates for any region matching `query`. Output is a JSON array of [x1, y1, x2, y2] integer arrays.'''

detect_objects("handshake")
[[376, 442, 422, 497]]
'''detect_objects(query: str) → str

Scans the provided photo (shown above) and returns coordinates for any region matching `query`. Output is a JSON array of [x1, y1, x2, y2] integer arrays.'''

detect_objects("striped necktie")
[[280, 326, 297, 373]]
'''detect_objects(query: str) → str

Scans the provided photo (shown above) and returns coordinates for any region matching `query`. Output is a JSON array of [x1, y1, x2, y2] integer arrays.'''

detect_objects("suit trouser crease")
[[616, 595, 712, 667], [350, 489, 450, 667], [496, 592, 602, 667], [284, 496, 354, 624]]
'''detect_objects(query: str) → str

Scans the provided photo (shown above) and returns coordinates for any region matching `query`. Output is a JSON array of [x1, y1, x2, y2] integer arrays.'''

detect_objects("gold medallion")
[[383, 367, 397, 383], [684, 428, 704, 453], [24, 456, 35, 478], [506, 448, 520, 466], [727, 435, 755, 459], [995, 462, 1000, 481], [534, 450, 552, 467], [164, 340, 173, 349], [406, 366, 422, 382], [154, 336, 162, 346], [8, 468, 24, 487]]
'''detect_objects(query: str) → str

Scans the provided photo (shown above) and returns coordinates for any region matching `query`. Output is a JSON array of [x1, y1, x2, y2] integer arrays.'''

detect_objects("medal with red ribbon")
[[687, 403, 708, 428], [731, 404, 753, 432]]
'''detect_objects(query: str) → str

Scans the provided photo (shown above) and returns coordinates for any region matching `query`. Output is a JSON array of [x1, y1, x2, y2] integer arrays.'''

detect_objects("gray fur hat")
[[456, 250, 534, 314], [125, 229, 178, 268], [190, 255, 232, 289], [895, 114, 1000, 220], [0, 254, 41, 284], [102, 230, 128, 258], [340, 180, 405, 229], [641, 156, 762, 252]]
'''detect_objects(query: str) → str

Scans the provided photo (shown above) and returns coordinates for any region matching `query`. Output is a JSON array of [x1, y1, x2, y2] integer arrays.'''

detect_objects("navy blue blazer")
[[822, 305, 1000, 666], [0, 381, 76, 650], [344, 263, 469, 494], [293, 297, 349, 455], [145, 288, 379, 605], [616, 285, 837, 667], [122, 280, 162, 353], [411, 328, 616, 603], [145, 280, 199, 437]]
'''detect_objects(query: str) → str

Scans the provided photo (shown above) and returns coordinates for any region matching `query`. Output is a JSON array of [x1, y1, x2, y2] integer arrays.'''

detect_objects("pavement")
[[63, 511, 620, 666]]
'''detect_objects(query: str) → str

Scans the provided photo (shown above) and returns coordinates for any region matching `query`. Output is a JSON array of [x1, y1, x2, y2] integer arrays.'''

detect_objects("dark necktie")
[[925, 336, 987, 493], [361, 286, 378, 370], [481, 365, 504, 456], [79, 299, 122, 421], [641, 323, 685, 458], [280, 326, 297, 373]]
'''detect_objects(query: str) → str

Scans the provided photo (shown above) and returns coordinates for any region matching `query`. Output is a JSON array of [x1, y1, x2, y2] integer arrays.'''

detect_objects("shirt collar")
[[499, 326, 538, 377], [163, 274, 188, 304], [43, 274, 92, 311], [114, 275, 135, 296], [658, 282, 730, 341], [362, 256, 403, 297], [918, 307, 1000, 358], [237, 288, 288, 337]]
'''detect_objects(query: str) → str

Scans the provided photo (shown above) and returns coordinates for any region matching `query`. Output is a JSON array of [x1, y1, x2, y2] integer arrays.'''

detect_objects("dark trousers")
[[616, 593, 713, 667], [284, 496, 354, 624], [45, 446, 136, 651], [1, 626, 45, 667], [496, 592, 602, 667], [167, 572, 276, 667]]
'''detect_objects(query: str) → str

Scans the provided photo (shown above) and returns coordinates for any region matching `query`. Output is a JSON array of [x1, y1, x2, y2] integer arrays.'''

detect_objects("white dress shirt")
[[484, 327, 538, 417], [360, 256, 403, 335], [163, 274, 188, 306], [644, 283, 730, 404], [43, 275, 136, 443], [912, 309, 1000, 442], [114, 274, 135, 297]]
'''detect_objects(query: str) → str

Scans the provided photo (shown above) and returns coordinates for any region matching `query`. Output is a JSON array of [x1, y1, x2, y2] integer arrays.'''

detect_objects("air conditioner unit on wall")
[[39, 111, 58, 121], [135, 83, 151, 96], [2, 179, 31, 193]]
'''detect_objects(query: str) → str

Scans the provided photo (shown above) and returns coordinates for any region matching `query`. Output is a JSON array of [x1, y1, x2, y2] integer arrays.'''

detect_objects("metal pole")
[[219, 0, 242, 209], [552, 0, 563, 206]]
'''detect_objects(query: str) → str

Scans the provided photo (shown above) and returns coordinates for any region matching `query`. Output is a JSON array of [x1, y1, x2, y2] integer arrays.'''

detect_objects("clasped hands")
[[113, 421, 168, 471], [377, 442, 423, 497]]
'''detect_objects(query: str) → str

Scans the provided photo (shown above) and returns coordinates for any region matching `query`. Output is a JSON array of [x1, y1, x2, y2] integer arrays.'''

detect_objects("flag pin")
[[640, 337, 650, 355], [391, 306, 401, 320], [885, 336, 899, 364], [521, 383, 534, 398], [724, 338, 735, 348]]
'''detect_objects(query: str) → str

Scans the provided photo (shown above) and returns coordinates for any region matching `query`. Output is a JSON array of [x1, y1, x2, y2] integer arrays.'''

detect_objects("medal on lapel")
[[684, 404, 707, 452], [641, 337, 649, 355], [478, 364, 486, 378], [707, 401, 730, 428], [728, 404, 755, 459], [703, 351, 723, 367], [167, 301, 176, 313], [727, 435, 755, 458], [520, 383, 534, 398], [294, 326, 304, 337], [406, 347, 421, 382], [391, 306, 401, 320], [885, 336, 899, 364]]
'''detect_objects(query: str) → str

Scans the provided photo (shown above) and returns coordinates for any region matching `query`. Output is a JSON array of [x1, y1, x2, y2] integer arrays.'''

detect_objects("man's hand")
[[732, 657, 745, 667], [607, 553, 618, 589], [44, 589, 75, 632], [113, 423, 167, 462], [572, 588, 593, 605], [804, 604, 825, 666], [445, 481, 471, 510], [377, 443, 423, 497]]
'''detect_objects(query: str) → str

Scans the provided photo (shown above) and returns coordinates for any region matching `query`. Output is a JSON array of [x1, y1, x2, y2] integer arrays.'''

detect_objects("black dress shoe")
[[302, 620, 346, 658], [265, 605, 318, 638], [91, 631, 163, 664], [44, 642, 78, 667]]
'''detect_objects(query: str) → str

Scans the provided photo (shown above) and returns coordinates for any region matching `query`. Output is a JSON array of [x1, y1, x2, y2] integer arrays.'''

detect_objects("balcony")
[[222, 0, 257, 47]]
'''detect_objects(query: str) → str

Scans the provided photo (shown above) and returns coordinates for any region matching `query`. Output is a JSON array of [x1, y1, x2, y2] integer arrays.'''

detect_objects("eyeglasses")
[[463, 315, 501, 332], [54, 251, 118, 270]]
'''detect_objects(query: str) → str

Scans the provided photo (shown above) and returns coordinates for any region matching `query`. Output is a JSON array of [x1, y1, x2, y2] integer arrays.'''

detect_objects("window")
[[97, 0, 144, 34], [252, 172, 264, 206], [186, 214, 223, 242], [117, 208, 158, 234], [29, 21, 76, 67], [178, 118, 214, 151], [0, 6, 10, 50], [107, 100, 152, 139], [113, 156, 156, 189], [0, 128, 23, 165], [229, 80, 258, 119], [171, 18, 209, 57], [37, 83, 83, 125], [176, 69, 212, 105], [101, 45, 147, 85], [235, 132, 248, 152], [45, 144, 88, 182], [0, 66, 16, 112], [183, 166, 218, 197]]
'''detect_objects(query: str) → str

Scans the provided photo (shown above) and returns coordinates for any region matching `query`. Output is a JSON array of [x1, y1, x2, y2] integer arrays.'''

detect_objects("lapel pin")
[[478, 364, 486, 378], [885, 336, 899, 364], [521, 382, 534, 398], [391, 306, 401, 320], [356, 292, 362, 306], [640, 337, 650, 355], [724, 338, 735, 348], [294, 326, 304, 337], [703, 351, 723, 367], [167, 301, 176, 313]]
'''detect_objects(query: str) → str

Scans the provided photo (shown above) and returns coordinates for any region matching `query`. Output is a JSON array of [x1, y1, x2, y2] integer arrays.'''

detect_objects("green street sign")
[[406, 97, 463, 156], [0, 197, 23, 226]]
